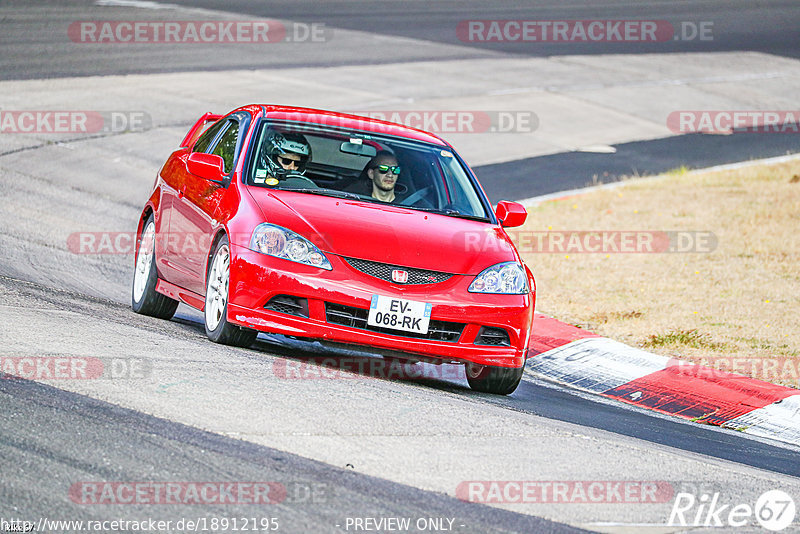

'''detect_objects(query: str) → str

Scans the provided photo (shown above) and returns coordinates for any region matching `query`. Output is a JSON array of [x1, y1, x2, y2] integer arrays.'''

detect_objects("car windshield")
[[246, 121, 491, 220]]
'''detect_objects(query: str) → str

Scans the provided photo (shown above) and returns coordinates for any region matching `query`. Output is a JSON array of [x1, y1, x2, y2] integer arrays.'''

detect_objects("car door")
[[166, 115, 244, 295], [157, 118, 227, 285]]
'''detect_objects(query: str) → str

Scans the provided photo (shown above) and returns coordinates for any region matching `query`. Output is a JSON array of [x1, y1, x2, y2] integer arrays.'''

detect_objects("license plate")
[[367, 295, 432, 334]]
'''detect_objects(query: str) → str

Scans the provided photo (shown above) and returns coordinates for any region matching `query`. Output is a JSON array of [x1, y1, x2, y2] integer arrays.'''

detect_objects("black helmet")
[[260, 132, 311, 179]]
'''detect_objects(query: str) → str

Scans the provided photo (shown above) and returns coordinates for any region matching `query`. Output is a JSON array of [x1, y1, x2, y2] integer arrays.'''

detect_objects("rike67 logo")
[[669, 489, 796, 531]]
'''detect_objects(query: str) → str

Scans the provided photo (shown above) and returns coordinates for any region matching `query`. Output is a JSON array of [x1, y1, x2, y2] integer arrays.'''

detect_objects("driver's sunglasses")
[[374, 164, 401, 175], [277, 155, 303, 168]]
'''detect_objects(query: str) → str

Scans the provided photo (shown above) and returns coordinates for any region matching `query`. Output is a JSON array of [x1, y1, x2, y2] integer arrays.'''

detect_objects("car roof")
[[231, 104, 450, 146]]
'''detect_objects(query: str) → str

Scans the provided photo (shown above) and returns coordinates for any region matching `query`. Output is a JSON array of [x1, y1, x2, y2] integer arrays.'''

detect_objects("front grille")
[[325, 303, 464, 342], [265, 295, 309, 318], [344, 257, 453, 285], [475, 326, 511, 346]]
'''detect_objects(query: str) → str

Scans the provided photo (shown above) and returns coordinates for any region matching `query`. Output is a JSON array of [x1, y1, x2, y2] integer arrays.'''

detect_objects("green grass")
[[644, 329, 727, 351], [666, 165, 690, 176]]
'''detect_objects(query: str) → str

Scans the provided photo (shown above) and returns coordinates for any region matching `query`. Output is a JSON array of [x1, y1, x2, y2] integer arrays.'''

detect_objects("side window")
[[211, 120, 240, 173], [193, 119, 226, 154]]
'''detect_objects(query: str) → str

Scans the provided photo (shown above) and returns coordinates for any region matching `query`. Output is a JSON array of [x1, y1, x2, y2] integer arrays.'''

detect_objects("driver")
[[257, 132, 312, 186], [364, 151, 406, 203]]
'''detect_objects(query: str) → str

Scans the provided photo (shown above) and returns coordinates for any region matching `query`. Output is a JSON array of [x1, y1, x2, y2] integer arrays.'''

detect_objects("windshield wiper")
[[441, 210, 490, 222], [280, 187, 362, 201], [402, 206, 489, 222]]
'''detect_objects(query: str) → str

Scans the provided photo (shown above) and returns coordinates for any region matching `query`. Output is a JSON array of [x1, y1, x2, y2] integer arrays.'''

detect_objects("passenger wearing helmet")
[[255, 131, 315, 188]]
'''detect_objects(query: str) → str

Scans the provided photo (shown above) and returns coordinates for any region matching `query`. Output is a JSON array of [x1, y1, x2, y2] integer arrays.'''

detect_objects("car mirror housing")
[[340, 141, 377, 157], [187, 152, 226, 184], [495, 200, 527, 227]]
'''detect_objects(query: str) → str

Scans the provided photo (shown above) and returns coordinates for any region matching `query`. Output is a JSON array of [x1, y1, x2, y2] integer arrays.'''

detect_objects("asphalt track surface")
[[0, 377, 579, 534], [3, 273, 800, 531], [168, 0, 800, 60], [3, 0, 799, 80], [3, 0, 799, 201], [478, 130, 800, 202], [3, 1, 800, 532]]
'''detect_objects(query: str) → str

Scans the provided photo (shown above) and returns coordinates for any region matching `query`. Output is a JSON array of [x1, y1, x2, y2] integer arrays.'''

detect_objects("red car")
[[132, 105, 535, 394]]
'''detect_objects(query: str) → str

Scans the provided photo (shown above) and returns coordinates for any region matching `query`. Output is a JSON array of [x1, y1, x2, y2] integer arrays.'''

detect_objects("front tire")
[[465, 362, 523, 395], [204, 236, 258, 348], [131, 215, 179, 320]]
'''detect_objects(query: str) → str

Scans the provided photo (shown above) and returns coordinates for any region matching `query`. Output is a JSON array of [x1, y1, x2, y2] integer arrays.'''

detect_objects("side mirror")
[[495, 200, 527, 227], [187, 152, 225, 183]]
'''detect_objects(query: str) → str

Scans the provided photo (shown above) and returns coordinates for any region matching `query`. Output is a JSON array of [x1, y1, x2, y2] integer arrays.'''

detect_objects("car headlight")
[[468, 262, 528, 294], [249, 223, 332, 270]]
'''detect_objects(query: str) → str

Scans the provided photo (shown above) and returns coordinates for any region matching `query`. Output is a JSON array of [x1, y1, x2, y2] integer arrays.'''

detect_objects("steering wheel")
[[282, 175, 318, 189]]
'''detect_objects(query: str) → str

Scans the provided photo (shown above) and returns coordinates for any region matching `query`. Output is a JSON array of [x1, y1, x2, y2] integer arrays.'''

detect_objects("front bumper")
[[227, 244, 534, 368]]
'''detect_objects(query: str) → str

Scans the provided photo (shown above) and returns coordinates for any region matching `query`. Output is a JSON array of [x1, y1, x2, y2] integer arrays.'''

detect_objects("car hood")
[[246, 188, 520, 275]]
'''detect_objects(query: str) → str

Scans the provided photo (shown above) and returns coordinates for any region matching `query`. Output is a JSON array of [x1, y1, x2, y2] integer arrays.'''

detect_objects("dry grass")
[[517, 158, 800, 388]]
